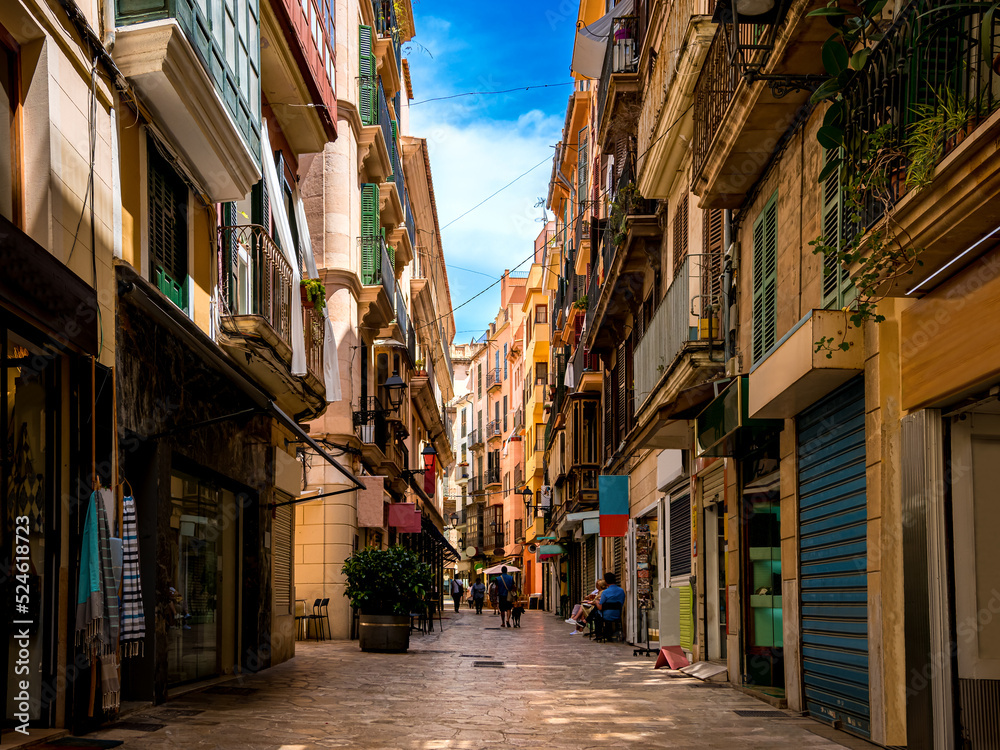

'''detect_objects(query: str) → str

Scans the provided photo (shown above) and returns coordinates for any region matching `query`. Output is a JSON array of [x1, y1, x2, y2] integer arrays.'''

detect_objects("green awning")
[[538, 544, 565, 555]]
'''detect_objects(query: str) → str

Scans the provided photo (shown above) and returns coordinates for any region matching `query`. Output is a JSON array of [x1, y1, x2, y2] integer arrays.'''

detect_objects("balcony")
[[468, 429, 484, 450], [357, 77, 393, 184], [571, 342, 602, 394], [596, 15, 640, 151], [469, 475, 483, 496], [565, 468, 599, 515], [631, 256, 725, 450], [637, 0, 715, 198], [486, 419, 502, 442], [261, 0, 337, 154], [837, 0, 1000, 297], [485, 468, 501, 488], [511, 408, 524, 435], [372, 0, 402, 99], [410, 368, 454, 466], [585, 154, 660, 354], [217, 224, 325, 417], [113, 16, 259, 201], [359, 236, 396, 332], [691, 0, 830, 208], [486, 367, 502, 392], [354, 396, 406, 485]]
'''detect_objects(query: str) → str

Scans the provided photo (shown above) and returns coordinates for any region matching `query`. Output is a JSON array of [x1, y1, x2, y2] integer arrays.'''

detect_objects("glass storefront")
[[167, 471, 238, 686], [2, 326, 58, 727]]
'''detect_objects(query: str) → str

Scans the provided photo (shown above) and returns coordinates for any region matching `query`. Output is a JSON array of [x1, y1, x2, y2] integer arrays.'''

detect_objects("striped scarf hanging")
[[120, 495, 145, 657]]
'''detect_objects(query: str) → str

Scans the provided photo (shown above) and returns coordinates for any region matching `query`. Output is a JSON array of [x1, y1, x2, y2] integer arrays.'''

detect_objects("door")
[[798, 376, 869, 738], [950, 412, 1000, 748], [702, 466, 726, 660]]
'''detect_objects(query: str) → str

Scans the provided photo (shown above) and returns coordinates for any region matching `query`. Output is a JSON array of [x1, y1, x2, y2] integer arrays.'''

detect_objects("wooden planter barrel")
[[358, 614, 410, 652]]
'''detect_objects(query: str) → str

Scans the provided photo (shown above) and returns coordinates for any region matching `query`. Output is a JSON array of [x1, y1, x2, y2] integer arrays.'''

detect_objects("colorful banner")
[[598, 475, 629, 537]]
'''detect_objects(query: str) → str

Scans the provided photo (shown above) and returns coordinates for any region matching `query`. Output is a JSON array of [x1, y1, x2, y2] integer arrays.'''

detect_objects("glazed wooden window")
[[0, 22, 22, 226]]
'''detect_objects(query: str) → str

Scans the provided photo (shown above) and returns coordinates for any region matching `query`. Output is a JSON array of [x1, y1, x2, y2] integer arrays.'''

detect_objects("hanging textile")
[[260, 120, 307, 377], [294, 185, 343, 401], [120, 495, 145, 657], [75, 489, 121, 712]]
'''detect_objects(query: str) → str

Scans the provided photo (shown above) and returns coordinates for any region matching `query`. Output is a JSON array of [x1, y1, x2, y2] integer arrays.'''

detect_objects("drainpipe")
[[722, 209, 735, 375]]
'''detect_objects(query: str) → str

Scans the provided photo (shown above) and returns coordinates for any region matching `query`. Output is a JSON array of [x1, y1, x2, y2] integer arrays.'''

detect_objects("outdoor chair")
[[294, 600, 308, 640], [306, 598, 330, 640]]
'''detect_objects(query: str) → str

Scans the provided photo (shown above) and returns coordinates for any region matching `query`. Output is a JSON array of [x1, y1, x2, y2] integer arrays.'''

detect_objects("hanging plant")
[[300, 278, 326, 313]]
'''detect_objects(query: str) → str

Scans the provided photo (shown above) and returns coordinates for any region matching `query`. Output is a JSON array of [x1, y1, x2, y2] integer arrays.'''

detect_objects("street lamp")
[[519, 486, 539, 519], [713, 0, 825, 98], [421, 441, 437, 476], [384, 369, 407, 411], [449, 511, 459, 527]]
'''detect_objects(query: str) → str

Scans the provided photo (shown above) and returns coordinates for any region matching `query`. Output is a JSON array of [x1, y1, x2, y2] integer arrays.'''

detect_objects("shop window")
[[148, 143, 189, 310]]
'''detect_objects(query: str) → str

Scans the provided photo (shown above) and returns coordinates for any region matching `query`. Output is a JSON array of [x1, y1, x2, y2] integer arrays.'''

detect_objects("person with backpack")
[[449, 577, 465, 613], [495, 566, 516, 628]]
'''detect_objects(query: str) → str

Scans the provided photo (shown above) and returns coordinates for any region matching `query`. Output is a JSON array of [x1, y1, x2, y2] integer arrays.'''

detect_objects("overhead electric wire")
[[410, 82, 573, 106], [440, 154, 553, 232], [416, 102, 697, 338]]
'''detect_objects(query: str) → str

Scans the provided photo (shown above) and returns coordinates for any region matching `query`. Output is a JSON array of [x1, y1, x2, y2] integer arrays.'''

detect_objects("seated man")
[[595, 571, 626, 640], [566, 580, 606, 634]]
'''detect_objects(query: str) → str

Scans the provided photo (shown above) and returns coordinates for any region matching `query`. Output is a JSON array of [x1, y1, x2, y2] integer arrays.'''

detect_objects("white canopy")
[[570, 0, 635, 79]]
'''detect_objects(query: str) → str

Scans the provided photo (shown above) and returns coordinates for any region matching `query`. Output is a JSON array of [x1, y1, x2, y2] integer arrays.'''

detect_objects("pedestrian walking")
[[470, 578, 486, 614], [496, 566, 516, 628], [450, 577, 465, 613], [488, 578, 499, 615]]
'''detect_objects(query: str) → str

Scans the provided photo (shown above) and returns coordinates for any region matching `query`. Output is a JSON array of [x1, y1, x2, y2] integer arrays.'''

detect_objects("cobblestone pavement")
[[90, 609, 862, 749]]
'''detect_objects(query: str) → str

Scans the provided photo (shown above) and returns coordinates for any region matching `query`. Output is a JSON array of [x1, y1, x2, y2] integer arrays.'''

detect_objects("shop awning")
[[421, 517, 461, 561], [117, 263, 364, 495], [571, 0, 635, 78]]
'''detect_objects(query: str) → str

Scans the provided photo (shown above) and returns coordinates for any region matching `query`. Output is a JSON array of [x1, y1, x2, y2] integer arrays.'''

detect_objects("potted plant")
[[343, 545, 432, 652], [572, 295, 588, 310], [300, 278, 326, 313], [413, 358, 426, 375]]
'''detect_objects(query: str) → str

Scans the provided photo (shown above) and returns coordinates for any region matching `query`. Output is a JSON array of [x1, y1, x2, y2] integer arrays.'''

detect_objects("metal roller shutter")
[[797, 376, 869, 738], [273, 506, 293, 612], [669, 495, 691, 578], [702, 466, 725, 507]]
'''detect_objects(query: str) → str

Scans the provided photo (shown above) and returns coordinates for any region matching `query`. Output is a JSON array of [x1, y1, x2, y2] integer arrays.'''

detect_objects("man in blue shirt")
[[596, 572, 626, 638], [495, 566, 516, 628]]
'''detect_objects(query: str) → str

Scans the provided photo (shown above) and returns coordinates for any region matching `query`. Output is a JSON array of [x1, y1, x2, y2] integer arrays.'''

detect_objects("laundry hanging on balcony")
[[294, 181, 342, 401], [570, 0, 635, 79], [260, 120, 307, 379]]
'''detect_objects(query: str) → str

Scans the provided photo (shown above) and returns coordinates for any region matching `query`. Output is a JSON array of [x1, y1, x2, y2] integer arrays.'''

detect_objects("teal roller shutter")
[[797, 376, 869, 739]]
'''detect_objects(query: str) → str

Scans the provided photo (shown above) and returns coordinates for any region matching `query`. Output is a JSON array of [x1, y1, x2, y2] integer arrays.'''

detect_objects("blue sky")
[[405, 0, 577, 343]]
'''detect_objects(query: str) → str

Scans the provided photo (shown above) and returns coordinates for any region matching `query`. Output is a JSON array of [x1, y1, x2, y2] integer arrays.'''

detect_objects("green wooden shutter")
[[148, 146, 188, 309], [359, 26, 376, 126], [577, 126, 588, 208], [223, 202, 238, 309], [361, 183, 380, 284], [752, 191, 778, 364], [251, 177, 270, 234], [673, 194, 689, 274], [820, 151, 855, 309]]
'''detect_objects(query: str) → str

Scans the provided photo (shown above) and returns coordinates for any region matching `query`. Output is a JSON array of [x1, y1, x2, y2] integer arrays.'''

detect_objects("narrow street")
[[90, 610, 863, 750]]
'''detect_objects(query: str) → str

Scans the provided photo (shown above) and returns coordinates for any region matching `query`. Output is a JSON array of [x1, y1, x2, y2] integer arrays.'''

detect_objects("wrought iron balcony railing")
[[485, 467, 500, 487], [841, 0, 1000, 228], [486, 419, 501, 440], [486, 367, 502, 390], [597, 15, 639, 132], [373, 0, 402, 79], [468, 429, 483, 448], [353, 395, 389, 448], [219, 224, 294, 347]]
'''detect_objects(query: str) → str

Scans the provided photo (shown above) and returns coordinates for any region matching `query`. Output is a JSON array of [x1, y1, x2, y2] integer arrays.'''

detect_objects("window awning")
[[571, 0, 635, 79]]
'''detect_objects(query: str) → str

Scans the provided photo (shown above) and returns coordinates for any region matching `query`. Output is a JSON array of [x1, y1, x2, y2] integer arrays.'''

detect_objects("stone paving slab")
[[87, 609, 861, 749]]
